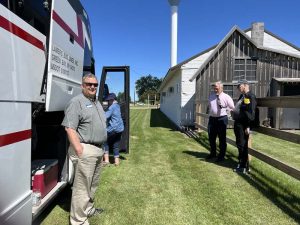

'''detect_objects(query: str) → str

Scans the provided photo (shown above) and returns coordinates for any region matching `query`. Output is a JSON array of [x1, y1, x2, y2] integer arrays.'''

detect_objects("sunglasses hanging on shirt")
[[217, 95, 225, 109]]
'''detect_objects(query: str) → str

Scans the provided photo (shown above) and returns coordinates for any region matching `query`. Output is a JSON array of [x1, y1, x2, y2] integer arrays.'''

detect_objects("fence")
[[195, 96, 300, 180]]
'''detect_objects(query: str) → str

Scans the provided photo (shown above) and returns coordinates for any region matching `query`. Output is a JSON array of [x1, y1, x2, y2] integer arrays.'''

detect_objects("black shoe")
[[246, 162, 250, 173], [215, 157, 225, 162], [206, 154, 216, 160], [233, 167, 246, 174], [88, 208, 104, 217]]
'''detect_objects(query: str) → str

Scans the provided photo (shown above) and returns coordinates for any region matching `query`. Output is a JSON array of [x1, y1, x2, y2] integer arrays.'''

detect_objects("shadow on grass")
[[184, 131, 238, 169], [183, 150, 238, 170], [150, 109, 178, 130], [193, 131, 210, 151], [33, 186, 71, 225], [185, 130, 300, 223], [243, 167, 300, 222]]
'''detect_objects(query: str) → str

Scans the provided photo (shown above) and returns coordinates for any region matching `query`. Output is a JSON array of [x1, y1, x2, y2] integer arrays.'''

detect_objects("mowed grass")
[[40, 108, 300, 225], [226, 129, 300, 169]]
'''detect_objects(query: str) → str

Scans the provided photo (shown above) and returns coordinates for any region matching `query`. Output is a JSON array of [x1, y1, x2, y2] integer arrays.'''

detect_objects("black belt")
[[82, 142, 102, 148], [210, 115, 227, 119]]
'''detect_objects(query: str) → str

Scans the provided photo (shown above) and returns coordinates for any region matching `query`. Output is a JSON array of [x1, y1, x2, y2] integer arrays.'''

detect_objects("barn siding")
[[196, 31, 300, 100]]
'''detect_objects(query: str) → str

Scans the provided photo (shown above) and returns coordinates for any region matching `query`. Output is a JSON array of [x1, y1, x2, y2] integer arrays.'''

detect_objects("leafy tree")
[[117, 92, 131, 103], [135, 75, 162, 99], [140, 90, 160, 104]]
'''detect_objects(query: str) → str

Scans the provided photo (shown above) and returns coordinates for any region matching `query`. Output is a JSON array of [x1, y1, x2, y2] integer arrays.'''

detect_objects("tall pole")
[[133, 88, 135, 106], [168, 0, 180, 67]]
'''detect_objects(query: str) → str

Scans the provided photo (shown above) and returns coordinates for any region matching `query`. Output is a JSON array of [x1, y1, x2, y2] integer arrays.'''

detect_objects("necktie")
[[217, 95, 222, 109]]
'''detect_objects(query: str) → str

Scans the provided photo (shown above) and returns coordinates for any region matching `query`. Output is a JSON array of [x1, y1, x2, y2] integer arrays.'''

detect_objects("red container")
[[31, 159, 58, 198]]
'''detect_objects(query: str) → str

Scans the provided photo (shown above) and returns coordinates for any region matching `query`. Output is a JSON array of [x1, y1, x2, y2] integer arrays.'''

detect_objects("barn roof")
[[272, 77, 300, 83], [158, 45, 216, 92]]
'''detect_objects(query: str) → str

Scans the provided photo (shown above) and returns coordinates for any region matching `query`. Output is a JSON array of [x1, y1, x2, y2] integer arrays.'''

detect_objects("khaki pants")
[[69, 143, 104, 225]]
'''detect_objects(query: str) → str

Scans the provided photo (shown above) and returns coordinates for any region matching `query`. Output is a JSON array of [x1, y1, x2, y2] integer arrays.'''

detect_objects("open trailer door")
[[45, 0, 94, 111], [98, 66, 130, 153]]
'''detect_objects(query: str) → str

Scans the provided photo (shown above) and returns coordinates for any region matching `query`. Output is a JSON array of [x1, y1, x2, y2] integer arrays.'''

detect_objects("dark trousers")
[[105, 132, 122, 157], [234, 122, 249, 168], [208, 116, 228, 158]]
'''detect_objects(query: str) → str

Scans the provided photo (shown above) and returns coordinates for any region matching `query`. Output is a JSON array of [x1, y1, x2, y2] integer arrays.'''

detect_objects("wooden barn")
[[190, 22, 300, 129]]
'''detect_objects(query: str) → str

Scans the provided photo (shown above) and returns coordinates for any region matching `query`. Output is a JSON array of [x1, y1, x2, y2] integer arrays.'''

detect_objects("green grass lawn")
[[39, 108, 300, 225], [226, 129, 300, 169]]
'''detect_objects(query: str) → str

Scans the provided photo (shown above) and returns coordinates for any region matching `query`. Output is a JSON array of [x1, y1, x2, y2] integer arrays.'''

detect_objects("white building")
[[158, 47, 215, 128]]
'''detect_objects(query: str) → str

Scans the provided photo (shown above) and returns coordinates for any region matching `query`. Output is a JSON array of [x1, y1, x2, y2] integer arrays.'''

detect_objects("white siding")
[[160, 49, 214, 127], [181, 69, 196, 106], [180, 69, 196, 126], [179, 50, 214, 126], [160, 70, 182, 127]]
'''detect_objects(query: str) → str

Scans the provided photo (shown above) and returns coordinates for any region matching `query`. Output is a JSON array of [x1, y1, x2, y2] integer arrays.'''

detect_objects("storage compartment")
[[31, 159, 58, 198], [32, 110, 68, 182]]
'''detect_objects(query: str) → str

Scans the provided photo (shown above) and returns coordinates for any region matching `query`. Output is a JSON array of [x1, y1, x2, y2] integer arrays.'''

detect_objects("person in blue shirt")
[[102, 93, 124, 166]]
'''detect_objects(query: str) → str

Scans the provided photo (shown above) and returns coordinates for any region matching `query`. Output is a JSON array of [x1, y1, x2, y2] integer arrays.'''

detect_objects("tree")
[[117, 92, 131, 103], [140, 90, 160, 104], [135, 75, 162, 100]]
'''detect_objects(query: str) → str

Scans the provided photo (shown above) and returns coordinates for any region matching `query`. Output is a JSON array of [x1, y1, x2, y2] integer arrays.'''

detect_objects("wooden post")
[[134, 89, 135, 106], [148, 94, 149, 108], [195, 103, 200, 131]]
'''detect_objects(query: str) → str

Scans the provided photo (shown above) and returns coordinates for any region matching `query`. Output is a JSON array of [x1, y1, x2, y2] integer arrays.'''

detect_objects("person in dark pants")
[[232, 79, 257, 173], [102, 93, 124, 166], [206, 81, 235, 162]]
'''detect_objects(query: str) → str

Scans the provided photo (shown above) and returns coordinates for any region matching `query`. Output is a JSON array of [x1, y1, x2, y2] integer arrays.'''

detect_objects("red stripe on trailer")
[[0, 15, 44, 51], [52, 10, 84, 48], [0, 130, 31, 147]]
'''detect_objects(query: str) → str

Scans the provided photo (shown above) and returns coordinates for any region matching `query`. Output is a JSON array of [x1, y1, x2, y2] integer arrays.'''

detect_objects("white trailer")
[[0, 0, 95, 224]]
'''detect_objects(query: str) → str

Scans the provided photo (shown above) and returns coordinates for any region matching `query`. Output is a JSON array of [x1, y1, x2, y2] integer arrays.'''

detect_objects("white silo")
[[168, 0, 180, 67]]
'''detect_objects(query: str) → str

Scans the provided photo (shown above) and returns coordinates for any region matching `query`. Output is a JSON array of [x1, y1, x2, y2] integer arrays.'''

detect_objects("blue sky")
[[81, 0, 300, 100]]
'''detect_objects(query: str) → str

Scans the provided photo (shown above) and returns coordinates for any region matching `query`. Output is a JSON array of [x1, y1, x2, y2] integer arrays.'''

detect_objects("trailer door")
[[98, 66, 130, 153], [46, 0, 91, 111]]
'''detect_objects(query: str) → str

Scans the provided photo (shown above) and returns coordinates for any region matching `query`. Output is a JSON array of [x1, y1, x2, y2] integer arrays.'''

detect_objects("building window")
[[234, 59, 257, 81], [162, 92, 166, 97], [176, 83, 180, 93], [168, 86, 174, 93], [223, 85, 234, 97]]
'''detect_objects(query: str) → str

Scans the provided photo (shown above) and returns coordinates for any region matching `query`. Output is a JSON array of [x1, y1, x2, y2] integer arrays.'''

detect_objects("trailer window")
[[0, 0, 8, 8], [83, 39, 95, 73], [10, 0, 51, 35]]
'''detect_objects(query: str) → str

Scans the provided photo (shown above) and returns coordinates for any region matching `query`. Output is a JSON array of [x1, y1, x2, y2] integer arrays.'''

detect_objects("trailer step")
[[32, 181, 67, 220]]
